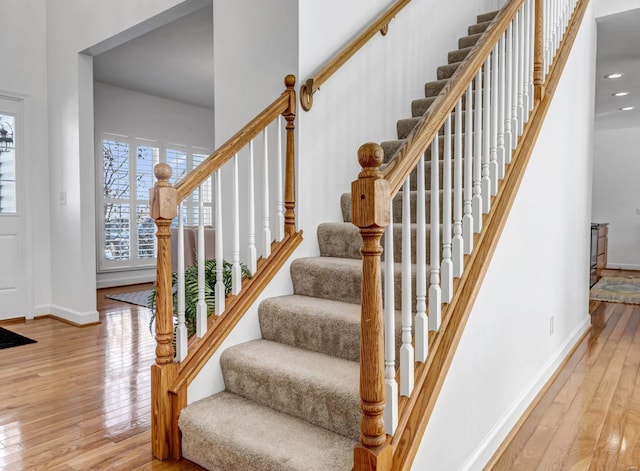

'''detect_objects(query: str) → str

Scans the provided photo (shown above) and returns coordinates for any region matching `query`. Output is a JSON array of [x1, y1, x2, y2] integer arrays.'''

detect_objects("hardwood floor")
[[0, 284, 204, 470], [488, 300, 640, 470]]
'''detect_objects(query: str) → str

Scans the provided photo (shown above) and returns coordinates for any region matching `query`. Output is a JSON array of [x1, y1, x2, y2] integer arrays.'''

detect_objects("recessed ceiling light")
[[605, 73, 624, 79], [620, 106, 635, 111], [612, 91, 630, 97]]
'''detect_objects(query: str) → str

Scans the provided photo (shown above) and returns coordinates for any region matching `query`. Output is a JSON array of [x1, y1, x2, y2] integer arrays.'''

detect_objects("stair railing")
[[299, 0, 411, 111], [150, 75, 302, 460], [350, 0, 587, 469]]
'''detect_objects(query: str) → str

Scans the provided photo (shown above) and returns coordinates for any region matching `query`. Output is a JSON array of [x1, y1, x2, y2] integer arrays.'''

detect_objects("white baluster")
[[517, 7, 525, 136], [415, 153, 428, 363], [276, 117, 285, 241], [400, 176, 414, 397], [463, 83, 474, 255], [544, 0, 550, 76], [523, 0, 531, 119], [384, 200, 398, 434], [196, 186, 207, 337], [262, 129, 271, 257], [473, 71, 483, 234], [452, 99, 464, 278], [490, 44, 499, 197], [498, 34, 506, 179], [528, 0, 535, 112], [429, 135, 442, 332], [512, 12, 520, 148], [441, 116, 453, 303], [482, 58, 492, 213], [215, 170, 225, 315], [247, 140, 257, 274], [175, 202, 187, 361], [232, 154, 241, 295], [505, 24, 514, 163]]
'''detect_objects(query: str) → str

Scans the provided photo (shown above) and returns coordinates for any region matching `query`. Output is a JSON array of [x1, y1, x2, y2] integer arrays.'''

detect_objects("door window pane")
[[0, 115, 16, 214]]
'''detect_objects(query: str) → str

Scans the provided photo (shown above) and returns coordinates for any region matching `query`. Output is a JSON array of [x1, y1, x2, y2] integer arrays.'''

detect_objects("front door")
[[0, 96, 27, 320]]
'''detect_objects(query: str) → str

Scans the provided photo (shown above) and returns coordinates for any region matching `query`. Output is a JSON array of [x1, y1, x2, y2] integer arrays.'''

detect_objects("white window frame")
[[96, 130, 211, 272]]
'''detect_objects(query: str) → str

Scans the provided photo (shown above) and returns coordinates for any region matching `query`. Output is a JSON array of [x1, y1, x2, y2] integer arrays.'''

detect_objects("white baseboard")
[[96, 271, 155, 289], [606, 262, 640, 271], [461, 315, 591, 470], [34, 304, 100, 325]]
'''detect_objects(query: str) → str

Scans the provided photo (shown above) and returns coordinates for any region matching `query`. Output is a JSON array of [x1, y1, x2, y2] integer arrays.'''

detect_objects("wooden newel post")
[[150, 163, 178, 460], [534, 0, 545, 102], [283, 74, 297, 236], [352, 143, 393, 471]]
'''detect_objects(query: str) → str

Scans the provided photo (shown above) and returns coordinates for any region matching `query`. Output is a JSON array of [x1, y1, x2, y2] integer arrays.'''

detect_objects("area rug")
[[0, 327, 36, 350], [105, 289, 153, 308], [590, 276, 640, 305]]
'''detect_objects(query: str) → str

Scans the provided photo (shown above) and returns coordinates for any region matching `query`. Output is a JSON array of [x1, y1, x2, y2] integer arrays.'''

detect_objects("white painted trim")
[[33, 304, 100, 325], [96, 271, 155, 289], [606, 263, 640, 271], [461, 315, 591, 471]]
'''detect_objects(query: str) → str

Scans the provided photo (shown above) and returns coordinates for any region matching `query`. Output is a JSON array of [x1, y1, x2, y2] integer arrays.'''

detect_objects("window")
[[0, 114, 16, 214], [98, 132, 210, 271]]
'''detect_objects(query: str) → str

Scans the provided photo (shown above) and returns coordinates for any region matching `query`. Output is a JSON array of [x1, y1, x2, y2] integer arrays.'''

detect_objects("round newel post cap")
[[154, 163, 172, 185], [285, 74, 296, 88], [358, 143, 384, 178]]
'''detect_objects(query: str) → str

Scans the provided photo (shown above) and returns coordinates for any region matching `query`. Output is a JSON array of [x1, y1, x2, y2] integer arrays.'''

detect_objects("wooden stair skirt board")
[[177, 10, 500, 471]]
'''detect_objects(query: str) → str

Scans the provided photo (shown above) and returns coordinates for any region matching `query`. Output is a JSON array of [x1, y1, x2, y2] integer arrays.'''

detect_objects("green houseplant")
[[148, 259, 252, 337]]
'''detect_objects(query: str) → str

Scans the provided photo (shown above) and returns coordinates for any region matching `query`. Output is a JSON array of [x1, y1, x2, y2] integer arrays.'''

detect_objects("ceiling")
[[595, 8, 640, 130], [93, 3, 214, 110]]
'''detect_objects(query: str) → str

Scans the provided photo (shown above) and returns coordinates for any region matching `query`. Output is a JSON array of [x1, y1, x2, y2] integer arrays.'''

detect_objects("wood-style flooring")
[[489, 272, 640, 470], [4, 278, 640, 470], [0, 284, 203, 471]]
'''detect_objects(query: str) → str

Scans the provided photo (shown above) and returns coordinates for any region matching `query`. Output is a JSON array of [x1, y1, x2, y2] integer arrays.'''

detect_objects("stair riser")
[[437, 62, 462, 80], [448, 47, 472, 64], [459, 33, 482, 49], [412, 94, 473, 118], [477, 10, 499, 23], [319, 223, 443, 264], [291, 259, 418, 312], [398, 114, 468, 140], [469, 20, 491, 35], [341, 190, 446, 225], [258, 296, 404, 364], [221, 344, 361, 441]]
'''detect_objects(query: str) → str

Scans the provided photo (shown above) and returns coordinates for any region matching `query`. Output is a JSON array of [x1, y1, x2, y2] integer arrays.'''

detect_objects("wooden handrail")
[[299, 0, 411, 111], [151, 74, 299, 460], [381, 0, 526, 197], [175, 75, 296, 202]]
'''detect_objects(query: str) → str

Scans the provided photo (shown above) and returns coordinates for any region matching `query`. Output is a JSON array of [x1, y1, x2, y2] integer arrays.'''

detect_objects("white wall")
[[413, 4, 597, 469], [93, 82, 214, 288], [45, 0, 194, 323], [592, 127, 640, 269], [595, 0, 640, 17], [296, 0, 509, 258], [0, 0, 51, 317]]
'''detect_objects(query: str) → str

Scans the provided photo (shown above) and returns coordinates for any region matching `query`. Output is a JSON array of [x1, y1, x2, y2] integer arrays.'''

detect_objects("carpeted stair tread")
[[397, 114, 467, 139], [259, 294, 403, 363], [477, 10, 499, 23], [448, 46, 473, 64], [259, 295, 362, 361], [468, 20, 492, 36], [340, 189, 445, 225], [179, 391, 355, 471], [412, 96, 437, 117], [221, 339, 360, 440], [291, 256, 417, 310], [425, 78, 450, 98], [437, 61, 463, 80], [459, 32, 483, 49], [318, 221, 441, 264]]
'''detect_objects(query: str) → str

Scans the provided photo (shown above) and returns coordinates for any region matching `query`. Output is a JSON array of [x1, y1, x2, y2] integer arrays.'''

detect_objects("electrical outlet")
[[549, 315, 555, 336], [59, 191, 67, 206]]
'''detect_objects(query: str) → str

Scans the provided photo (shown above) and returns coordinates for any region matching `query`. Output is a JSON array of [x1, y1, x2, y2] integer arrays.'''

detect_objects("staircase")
[[178, 10, 498, 471]]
